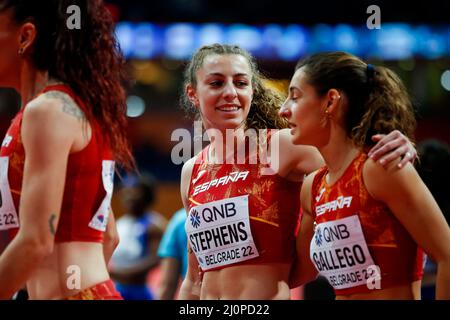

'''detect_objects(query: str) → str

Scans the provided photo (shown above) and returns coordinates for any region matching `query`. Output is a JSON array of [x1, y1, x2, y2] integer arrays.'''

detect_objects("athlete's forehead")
[[198, 54, 252, 78]]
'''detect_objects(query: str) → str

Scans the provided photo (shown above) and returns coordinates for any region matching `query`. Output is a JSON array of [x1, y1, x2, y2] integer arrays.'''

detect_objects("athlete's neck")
[[19, 63, 62, 107], [319, 134, 359, 185], [207, 127, 251, 164]]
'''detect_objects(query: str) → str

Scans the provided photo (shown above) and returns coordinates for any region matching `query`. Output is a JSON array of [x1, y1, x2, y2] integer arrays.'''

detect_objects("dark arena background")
[[0, 0, 449, 309]]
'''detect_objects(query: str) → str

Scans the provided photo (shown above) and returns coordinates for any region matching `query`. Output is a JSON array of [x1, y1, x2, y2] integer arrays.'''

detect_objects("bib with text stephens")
[[185, 195, 259, 270]]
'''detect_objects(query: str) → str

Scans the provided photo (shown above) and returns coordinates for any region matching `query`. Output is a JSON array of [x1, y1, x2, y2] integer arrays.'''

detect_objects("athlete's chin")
[[219, 120, 246, 131]]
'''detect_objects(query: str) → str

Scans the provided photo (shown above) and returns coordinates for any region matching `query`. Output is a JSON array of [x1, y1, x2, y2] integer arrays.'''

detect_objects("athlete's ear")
[[325, 88, 341, 115], [17, 22, 37, 56], [186, 84, 199, 108]]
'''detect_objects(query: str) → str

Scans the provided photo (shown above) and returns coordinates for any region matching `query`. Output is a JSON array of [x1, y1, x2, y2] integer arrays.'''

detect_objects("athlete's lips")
[[216, 104, 241, 112]]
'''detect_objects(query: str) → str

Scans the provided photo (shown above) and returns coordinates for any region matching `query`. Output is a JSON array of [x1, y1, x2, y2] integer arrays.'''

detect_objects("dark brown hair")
[[0, 0, 134, 168], [296, 51, 416, 148], [181, 44, 288, 130]]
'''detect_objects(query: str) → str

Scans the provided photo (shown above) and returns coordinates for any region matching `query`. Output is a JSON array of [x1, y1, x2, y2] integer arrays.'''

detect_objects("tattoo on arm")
[[44, 91, 86, 121], [44, 91, 90, 142], [49, 214, 56, 235]]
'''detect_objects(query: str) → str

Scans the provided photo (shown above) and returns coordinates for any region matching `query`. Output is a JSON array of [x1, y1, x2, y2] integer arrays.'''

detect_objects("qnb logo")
[[314, 226, 323, 247], [190, 209, 201, 228], [97, 214, 105, 223]]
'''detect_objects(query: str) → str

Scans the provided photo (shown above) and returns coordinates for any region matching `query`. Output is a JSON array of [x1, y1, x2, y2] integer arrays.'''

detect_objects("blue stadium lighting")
[[115, 22, 450, 61], [371, 23, 415, 59], [133, 23, 159, 59], [165, 23, 197, 59], [198, 24, 226, 47]]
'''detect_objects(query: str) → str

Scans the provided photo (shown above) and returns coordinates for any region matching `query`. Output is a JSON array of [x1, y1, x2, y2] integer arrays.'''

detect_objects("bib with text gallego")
[[185, 195, 259, 270], [310, 215, 376, 290]]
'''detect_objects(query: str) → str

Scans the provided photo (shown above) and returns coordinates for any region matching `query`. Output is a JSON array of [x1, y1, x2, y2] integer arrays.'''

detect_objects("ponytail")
[[351, 66, 416, 148]]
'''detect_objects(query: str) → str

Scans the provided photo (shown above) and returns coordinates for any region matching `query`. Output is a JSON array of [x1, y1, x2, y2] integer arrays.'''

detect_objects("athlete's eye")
[[235, 81, 249, 87], [209, 81, 223, 87]]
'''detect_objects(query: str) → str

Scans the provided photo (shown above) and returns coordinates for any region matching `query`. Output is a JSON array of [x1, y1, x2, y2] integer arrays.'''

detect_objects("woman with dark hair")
[[282, 52, 450, 299], [0, 0, 133, 299], [178, 44, 417, 299]]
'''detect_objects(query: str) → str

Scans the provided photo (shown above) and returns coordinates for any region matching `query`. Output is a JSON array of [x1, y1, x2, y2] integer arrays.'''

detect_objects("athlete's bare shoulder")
[[39, 90, 86, 122]]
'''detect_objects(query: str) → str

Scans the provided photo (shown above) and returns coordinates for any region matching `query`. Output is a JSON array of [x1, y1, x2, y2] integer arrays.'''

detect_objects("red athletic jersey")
[[187, 142, 302, 271], [0, 84, 113, 243], [310, 152, 424, 295]]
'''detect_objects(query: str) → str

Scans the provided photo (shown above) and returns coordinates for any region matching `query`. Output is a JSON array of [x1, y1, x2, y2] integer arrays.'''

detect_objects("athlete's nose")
[[279, 100, 291, 118], [222, 81, 238, 101]]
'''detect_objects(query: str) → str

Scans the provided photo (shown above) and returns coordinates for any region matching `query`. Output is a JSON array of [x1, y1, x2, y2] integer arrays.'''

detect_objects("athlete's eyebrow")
[[207, 72, 250, 77], [289, 86, 301, 94]]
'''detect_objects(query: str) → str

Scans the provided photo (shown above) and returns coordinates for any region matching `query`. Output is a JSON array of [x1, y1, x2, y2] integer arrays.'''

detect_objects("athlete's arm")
[[178, 157, 202, 300], [157, 215, 184, 300], [364, 159, 450, 299], [289, 172, 319, 288], [273, 129, 325, 180], [277, 129, 416, 181], [158, 257, 182, 300], [0, 95, 79, 299]]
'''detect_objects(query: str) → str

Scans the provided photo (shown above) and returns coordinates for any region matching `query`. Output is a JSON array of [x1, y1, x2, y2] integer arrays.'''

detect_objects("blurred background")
[[1, 0, 449, 300], [1, 0, 449, 218]]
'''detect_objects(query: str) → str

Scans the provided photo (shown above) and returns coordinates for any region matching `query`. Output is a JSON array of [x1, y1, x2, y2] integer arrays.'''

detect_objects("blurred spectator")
[[416, 139, 450, 300], [157, 208, 188, 300], [109, 173, 167, 300], [416, 139, 450, 224]]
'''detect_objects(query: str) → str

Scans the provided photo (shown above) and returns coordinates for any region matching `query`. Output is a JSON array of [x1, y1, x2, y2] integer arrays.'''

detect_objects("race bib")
[[89, 160, 115, 231], [310, 215, 377, 290], [185, 195, 259, 270], [0, 157, 19, 230]]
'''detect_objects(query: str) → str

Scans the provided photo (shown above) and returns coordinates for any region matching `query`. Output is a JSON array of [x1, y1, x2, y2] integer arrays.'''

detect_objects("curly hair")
[[1, 0, 134, 169], [181, 44, 288, 130], [295, 51, 416, 148]]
